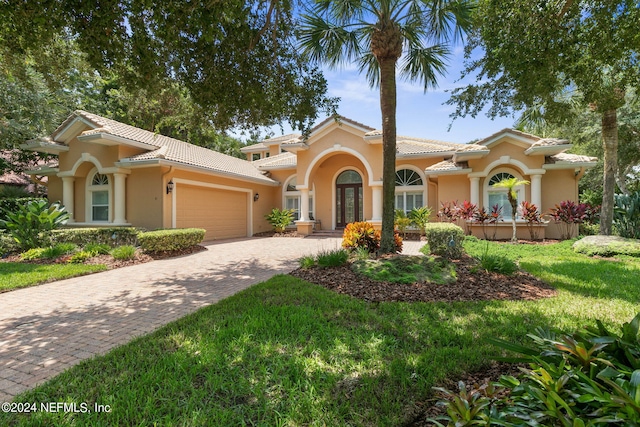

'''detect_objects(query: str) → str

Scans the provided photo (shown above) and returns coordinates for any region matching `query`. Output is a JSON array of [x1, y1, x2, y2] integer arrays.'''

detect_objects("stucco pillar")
[[61, 176, 75, 222], [372, 184, 383, 221], [113, 172, 127, 224], [531, 174, 542, 209], [469, 177, 480, 205], [299, 188, 309, 222]]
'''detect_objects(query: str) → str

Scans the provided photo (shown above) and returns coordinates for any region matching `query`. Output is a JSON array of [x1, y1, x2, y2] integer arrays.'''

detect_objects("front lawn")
[[2, 240, 639, 426], [0, 262, 107, 292]]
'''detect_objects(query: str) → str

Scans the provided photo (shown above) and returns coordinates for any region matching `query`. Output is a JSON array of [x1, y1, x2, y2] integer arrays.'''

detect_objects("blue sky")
[[265, 47, 518, 145]]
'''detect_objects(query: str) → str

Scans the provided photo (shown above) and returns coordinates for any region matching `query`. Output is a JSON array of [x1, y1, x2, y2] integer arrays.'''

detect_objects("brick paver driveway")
[[0, 236, 424, 401]]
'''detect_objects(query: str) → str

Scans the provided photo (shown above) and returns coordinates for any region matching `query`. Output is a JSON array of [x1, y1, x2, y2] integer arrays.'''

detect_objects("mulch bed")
[[290, 254, 557, 303]]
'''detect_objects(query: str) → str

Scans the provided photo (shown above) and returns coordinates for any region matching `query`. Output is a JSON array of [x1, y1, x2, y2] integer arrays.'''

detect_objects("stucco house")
[[22, 110, 596, 240]]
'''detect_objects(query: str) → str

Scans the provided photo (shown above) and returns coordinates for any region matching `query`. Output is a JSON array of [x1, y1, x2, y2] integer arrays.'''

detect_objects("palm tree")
[[299, 0, 473, 253], [492, 177, 529, 242]]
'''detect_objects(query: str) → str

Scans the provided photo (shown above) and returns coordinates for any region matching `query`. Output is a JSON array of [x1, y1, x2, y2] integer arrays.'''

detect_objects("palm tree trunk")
[[379, 56, 397, 254], [600, 109, 618, 235]]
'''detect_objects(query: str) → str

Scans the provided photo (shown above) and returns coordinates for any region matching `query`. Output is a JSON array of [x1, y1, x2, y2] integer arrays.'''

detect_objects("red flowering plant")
[[458, 200, 478, 235], [548, 200, 593, 240], [473, 204, 503, 240], [437, 200, 460, 223], [520, 201, 543, 240]]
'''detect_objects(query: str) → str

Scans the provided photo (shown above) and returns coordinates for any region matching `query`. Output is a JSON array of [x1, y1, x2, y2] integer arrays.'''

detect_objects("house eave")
[[424, 168, 472, 177], [525, 144, 573, 156], [115, 158, 280, 186], [24, 166, 60, 176], [397, 151, 457, 159], [20, 140, 69, 154], [281, 143, 309, 153], [77, 133, 159, 151], [453, 150, 490, 161], [543, 161, 598, 170]]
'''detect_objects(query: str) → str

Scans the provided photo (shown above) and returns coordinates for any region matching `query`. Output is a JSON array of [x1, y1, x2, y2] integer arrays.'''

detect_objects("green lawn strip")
[[2, 242, 639, 426], [351, 255, 456, 284], [0, 263, 107, 292]]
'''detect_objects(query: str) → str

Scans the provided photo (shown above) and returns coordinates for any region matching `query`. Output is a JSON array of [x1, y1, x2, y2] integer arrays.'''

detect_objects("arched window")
[[486, 171, 522, 219], [283, 176, 314, 221], [88, 171, 110, 221], [395, 168, 424, 214]]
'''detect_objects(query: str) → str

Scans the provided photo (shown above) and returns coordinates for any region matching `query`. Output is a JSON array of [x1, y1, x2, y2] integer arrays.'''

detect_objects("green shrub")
[[476, 243, 518, 275], [138, 228, 205, 253], [316, 249, 349, 268], [41, 243, 77, 259], [422, 223, 465, 259], [299, 255, 316, 268], [0, 231, 18, 255], [613, 191, 640, 239], [573, 235, 640, 257], [264, 208, 295, 232], [50, 227, 140, 247], [394, 209, 413, 236], [84, 243, 112, 256], [0, 200, 69, 250], [68, 251, 94, 264], [20, 247, 47, 261], [433, 313, 640, 426], [111, 245, 136, 261]]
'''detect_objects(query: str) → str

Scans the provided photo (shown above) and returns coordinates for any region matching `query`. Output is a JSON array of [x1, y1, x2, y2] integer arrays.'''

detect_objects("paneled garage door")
[[176, 184, 248, 240]]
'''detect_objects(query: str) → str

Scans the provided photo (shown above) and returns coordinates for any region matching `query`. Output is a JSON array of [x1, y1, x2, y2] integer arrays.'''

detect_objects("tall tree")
[[299, 0, 473, 253], [448, 0, 640, 235], [0, 0, 335, 133]]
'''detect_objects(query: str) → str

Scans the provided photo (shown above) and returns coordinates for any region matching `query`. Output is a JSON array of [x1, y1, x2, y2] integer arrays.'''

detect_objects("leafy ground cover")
[[1, 240, 639, 426]]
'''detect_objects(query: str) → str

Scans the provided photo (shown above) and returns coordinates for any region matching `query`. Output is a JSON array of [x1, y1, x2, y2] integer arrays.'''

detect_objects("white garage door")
[[176, 184, 248, 240]]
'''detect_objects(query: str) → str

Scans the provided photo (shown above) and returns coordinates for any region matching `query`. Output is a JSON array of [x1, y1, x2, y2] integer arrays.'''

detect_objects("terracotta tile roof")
[[396, 137, 461, 155], [424, 160, 466, 172], [68, 111, 276, 184], [547, 153, 598, 164], [532, 137, 570, 147], [311, 116, 375, 134], [476, 128, 540, 145], [240, 142, 268, 152]]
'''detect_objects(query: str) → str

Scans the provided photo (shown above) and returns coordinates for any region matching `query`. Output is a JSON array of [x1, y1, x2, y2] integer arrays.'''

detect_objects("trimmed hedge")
[[422, 223, 465, 259], [49, 227, 140, 247], [138, 228, 205, 253]]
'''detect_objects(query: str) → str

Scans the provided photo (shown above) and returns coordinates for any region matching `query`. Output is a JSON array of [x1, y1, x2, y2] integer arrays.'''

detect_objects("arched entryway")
[[336, 170, 363, 227]]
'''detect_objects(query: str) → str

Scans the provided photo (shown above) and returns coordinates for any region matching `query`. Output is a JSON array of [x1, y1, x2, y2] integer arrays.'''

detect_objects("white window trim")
[[483, 167, 526, 220], [395, 166, 426, 214], [85, 167, 112, 223]]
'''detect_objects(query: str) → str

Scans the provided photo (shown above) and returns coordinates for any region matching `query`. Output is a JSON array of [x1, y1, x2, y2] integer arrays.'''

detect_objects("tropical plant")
[[476, 242, 517, 275], [458, 200, 477, 235], [408, 206, 432, 236], [548, 200, 594, 240], [0, 200, 69, 250], [342, 221, 402, 254], [394, 209, 412, 237], [433, 313, 640, 426], [264, 208, 295, 233], [472, 204, 503, 241], [520, 201, 543, 241], [299, 0, 473, 253], [613, 191, 640, 239], [438, 201, 460, 223], [491, 177, 529, 242]]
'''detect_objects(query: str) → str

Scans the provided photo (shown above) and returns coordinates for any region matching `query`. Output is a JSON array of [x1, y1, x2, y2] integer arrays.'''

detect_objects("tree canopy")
[[0, 0, 336, 133], [447, 0, 640, 235]]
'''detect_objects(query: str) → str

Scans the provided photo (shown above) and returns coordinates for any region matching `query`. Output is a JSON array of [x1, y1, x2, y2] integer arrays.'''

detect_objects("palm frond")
[[399, 44, 450, 90]]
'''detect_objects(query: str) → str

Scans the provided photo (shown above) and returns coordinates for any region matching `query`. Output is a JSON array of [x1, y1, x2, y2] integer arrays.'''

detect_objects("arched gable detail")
[[300, 145, 378, 189]]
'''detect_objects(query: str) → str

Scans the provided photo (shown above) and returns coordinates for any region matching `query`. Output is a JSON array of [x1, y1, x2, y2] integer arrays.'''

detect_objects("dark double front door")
[[336, 170, 363, 228]]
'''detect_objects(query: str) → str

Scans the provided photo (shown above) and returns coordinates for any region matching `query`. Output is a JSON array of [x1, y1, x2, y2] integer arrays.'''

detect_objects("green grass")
[[0, 263, 108, 292], [2, 240, 640, 426], [352, 255, 456, 284]]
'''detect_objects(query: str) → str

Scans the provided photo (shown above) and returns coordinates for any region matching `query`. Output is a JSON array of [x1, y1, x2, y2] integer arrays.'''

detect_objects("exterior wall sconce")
[[254, 193, 259, 202], [166, 180, 174, 194]]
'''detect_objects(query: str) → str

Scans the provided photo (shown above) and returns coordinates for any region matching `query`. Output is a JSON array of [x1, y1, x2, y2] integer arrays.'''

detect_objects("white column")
[[113, 172, 127, 224], [372, 184, 383, 221], [61, 177, 75, 222], [299, 188, 309, 221], [531, 174, 542, 209], [469, 177, 480, 205]]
